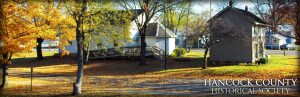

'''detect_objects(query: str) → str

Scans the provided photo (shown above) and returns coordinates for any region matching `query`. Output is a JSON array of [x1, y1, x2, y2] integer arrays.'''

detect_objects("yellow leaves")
[[0, 1, 34, 55], [0, 59, 11, 65], [0, 1, 76, 58]]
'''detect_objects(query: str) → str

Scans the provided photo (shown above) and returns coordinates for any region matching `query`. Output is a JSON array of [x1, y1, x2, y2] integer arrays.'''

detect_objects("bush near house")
[[297, 46, 300, 51], [256, 58, 268, 64], [170, 48, 187, 57]]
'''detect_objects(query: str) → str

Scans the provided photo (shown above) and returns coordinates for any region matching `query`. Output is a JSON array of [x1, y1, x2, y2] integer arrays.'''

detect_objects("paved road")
[[266, 50, 299, 56], [132, 78, 299, 96], [31, 76, 299, 96], [191, 48, 299, 56]]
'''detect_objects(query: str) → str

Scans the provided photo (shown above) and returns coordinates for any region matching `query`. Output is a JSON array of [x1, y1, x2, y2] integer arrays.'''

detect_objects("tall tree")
[[29, 1, 69, 60], [65, 0, 132, 94], [65, 0, 88, 94], [251, 0, 296, 37], [119, 0, 160, 66], [119, 0, 181, 66], [160, 0, 190, 33], [183, 0, 193, 52], [0, 0, 75, 88], [0, 0, 37, 88]]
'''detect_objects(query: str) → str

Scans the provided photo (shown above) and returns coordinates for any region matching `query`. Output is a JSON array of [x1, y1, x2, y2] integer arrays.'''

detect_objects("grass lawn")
[[148, 52, 299, 79], [2, 50, 299, 96]]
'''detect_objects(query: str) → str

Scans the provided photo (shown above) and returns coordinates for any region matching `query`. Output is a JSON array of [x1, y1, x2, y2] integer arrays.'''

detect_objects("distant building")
[[65, 9, 176, 55], [175, 31, 185, 48], [266, 25, 297, 49], [41, 40, 59, 48], [208, 3, 268, 63]]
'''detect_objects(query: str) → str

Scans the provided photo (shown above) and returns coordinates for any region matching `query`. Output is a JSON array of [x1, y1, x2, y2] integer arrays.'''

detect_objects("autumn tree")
[[81, 4, 132, 64], [28, 1, 74, 60], [160, 0, 191, 34], [162, 0, 194, 52], [251, 0, 296, 38], [64, 0, 132, 95], [119, 0, 181, 66], [0, 0, 75, 88], [0, 1, 37, 88]]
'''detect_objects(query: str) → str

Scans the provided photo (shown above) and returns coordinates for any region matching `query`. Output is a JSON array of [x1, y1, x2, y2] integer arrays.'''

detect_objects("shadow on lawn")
[[10, 55, 245, 77], [10, 56, 77, 68], [9, 55, 207, 76], [83, 57, 202, 76]]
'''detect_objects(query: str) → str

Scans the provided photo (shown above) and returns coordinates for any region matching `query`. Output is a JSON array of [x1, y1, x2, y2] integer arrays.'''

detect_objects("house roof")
[[208, 6, 267, 25], [130, 9, 176, 38], [143, 22, 176, 38]]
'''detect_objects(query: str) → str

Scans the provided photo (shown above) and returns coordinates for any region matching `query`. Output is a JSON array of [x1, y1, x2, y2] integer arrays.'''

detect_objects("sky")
[[192, 0, 255, 17]]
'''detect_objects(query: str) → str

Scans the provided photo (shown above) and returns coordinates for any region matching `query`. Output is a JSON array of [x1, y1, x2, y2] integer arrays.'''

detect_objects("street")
[[266, 50, 299, 56], [191, 48, 299, 56]]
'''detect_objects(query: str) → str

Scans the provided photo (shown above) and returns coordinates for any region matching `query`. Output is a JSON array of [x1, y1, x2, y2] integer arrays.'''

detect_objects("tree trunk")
[[36, 38, 44, 60], [82, 35, 89, 65], [296, 1, 300, 45], [1, 53, 8, 88], [1, 63, 8, 88], [72, 0, 87, 95], [202, 47, 209, 69], [83, 49, 89, 65], [73, 28, 84, 95], [140, 32, 146, 66]]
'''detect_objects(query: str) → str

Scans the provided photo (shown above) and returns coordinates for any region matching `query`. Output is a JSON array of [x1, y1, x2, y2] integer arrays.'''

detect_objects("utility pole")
[[31, 64, 33, 92], [164, 2, 167, 70]]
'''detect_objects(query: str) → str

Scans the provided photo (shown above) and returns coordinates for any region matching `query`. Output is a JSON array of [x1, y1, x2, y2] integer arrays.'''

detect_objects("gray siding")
[[209, 10, 253, 63]]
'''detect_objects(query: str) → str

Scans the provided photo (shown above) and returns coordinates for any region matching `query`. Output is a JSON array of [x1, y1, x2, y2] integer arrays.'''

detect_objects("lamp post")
[[163, 2, 167, 70]]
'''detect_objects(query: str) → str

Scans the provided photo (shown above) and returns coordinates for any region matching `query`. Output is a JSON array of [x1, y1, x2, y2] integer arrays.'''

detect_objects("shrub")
[[256, 58, 268, 64], [171, 48, 187, 57]]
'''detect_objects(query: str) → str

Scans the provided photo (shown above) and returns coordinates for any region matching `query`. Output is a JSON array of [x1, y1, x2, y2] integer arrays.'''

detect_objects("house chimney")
[[229, 0, 233, 7], [245, 5, 248, 11]]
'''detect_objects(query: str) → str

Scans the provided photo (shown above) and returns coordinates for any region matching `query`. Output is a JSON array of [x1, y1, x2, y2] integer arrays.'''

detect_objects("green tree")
[[119, 0, 181, 66], [65, 0, 132, 95]]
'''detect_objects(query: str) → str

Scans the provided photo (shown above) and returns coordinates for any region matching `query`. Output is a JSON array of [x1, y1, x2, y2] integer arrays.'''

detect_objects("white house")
[[41, 40, 59, 48], [266, 25, 297, 49], [266, 33, 287, 49], [65, 9, 176, 55], [137, 22, 176, 55]]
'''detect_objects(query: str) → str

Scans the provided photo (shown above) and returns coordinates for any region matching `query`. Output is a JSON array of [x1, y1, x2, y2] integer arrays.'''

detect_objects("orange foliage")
[[0, 1, 75, 61], [0, 1, 36, 56]]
